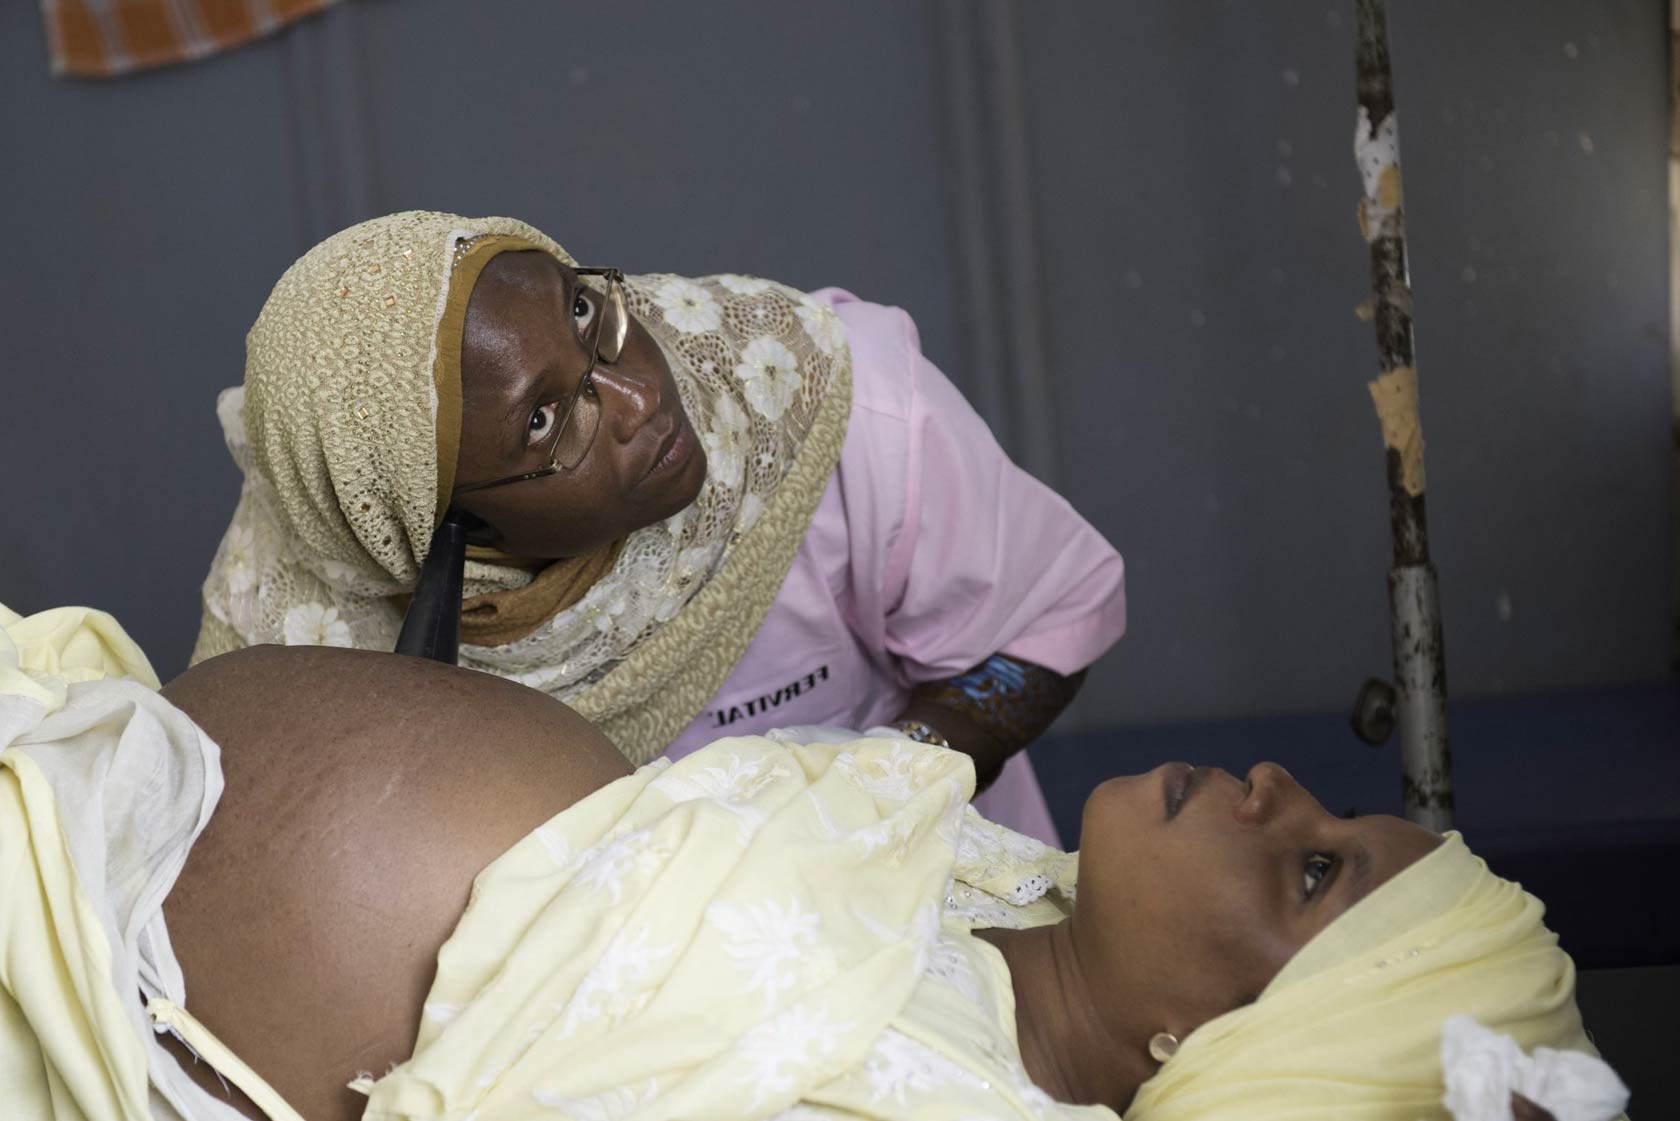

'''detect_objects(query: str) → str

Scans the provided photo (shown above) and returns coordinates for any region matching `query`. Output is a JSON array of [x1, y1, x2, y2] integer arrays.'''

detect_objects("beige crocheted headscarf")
[[193, 211, 851, 763]]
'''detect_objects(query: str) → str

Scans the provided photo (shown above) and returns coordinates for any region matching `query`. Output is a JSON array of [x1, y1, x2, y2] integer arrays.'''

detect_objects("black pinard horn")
[[394, 508, 474, 664]]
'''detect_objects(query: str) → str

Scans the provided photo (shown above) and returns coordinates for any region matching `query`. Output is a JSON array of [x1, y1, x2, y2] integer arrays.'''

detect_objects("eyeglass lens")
[[547, 273, 623, 469]]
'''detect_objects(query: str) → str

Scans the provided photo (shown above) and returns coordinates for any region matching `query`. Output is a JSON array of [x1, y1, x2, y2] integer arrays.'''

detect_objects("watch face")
[[895, 721, 949, 749]]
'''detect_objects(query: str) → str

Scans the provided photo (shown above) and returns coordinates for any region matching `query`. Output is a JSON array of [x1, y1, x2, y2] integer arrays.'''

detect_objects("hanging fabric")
[[40, 0, 339, 78]]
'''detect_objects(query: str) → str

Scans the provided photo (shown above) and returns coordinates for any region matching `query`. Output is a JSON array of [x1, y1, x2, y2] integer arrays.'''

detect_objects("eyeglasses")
[[453, 266, 628, 495]]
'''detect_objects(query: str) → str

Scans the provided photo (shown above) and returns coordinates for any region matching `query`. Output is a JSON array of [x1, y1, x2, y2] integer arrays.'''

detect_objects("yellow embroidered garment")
[[358, 735, 1095, 1121], [1, 601, 1085, 1120], [0, 603, 158, 707]]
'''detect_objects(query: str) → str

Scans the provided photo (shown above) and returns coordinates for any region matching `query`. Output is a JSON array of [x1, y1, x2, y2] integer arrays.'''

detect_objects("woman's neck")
[[978, 921, 1154, 1113]]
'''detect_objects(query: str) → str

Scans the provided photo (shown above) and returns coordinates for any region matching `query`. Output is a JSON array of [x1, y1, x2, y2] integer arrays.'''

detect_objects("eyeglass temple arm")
[[394, 508, 473, 664]]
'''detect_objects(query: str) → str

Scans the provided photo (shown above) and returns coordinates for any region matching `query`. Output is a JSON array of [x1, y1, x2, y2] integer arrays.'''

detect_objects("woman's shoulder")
[[805, 288, 926, 425]]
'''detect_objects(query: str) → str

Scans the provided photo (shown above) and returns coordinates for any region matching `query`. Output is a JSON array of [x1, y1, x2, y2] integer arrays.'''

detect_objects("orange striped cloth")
[[41, 0, 341, 78]]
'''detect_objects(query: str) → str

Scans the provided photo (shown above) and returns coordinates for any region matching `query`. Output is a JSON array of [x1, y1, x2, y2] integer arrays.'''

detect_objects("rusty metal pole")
[[1353, 0, 1454, 830]]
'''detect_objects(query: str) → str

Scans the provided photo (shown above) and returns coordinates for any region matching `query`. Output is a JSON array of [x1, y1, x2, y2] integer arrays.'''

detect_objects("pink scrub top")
[[664, 289, 1127, 845]]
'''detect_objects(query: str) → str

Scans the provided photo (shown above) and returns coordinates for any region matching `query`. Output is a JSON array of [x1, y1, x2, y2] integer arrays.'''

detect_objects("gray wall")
[[1, 0, 1671, 730]]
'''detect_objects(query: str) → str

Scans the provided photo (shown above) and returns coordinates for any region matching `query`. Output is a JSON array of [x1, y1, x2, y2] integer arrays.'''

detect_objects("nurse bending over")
[[193, 211, 1127, 844]]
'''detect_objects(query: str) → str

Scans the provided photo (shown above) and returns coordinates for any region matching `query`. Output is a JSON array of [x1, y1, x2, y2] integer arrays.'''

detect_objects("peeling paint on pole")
[[1354, 0, 1455, 831]]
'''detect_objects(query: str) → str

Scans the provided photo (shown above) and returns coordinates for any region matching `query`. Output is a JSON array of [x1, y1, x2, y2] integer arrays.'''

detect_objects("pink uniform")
[[665, 289, 1127, 844]]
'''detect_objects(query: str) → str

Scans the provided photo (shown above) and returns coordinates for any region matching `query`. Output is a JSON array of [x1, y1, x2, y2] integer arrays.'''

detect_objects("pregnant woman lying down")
[[0, 634, 1622, 1121]]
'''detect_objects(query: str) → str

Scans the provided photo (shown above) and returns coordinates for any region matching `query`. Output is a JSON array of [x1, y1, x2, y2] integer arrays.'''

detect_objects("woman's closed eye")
[[1302, 853, 1334, 899]]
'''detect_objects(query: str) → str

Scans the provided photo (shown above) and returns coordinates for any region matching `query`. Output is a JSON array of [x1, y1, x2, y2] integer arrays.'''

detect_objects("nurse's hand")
[[893, 654, 1087, 794]]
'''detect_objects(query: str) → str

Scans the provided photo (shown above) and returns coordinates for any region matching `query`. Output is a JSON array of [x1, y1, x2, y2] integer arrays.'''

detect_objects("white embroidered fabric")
[[945, 806, 1077, 930]]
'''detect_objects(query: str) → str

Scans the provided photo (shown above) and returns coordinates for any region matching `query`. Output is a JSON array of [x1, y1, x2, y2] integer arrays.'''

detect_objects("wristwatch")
[[889, 719, 952, 750]]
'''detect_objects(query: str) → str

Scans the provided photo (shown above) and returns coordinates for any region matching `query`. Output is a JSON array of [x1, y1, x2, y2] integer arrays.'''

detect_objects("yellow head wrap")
[[1126, 833, 1603, 1121]]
